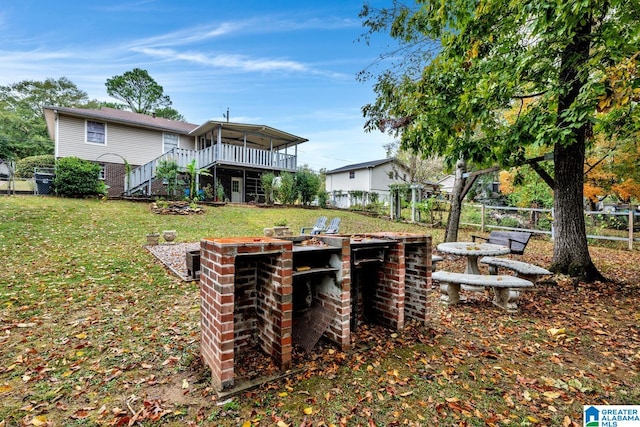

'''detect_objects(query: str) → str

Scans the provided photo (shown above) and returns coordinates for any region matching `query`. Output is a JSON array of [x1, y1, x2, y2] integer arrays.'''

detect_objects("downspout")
[[54, 110, 59, 158]]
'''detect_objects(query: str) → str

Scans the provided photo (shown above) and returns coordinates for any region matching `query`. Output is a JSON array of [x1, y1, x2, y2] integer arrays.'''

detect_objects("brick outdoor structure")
[[351, 233, 432, 330], [290, 235, 351, 352], [199, 237, 293, 391], [199, 233, 431, 392]]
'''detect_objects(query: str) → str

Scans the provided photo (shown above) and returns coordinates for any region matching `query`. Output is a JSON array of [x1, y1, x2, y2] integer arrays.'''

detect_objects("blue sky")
[[0, 0, 400, 171]]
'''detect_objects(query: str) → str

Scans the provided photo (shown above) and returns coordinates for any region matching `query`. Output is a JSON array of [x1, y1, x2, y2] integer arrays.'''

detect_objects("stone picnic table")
[[437, 242, 511, 275]]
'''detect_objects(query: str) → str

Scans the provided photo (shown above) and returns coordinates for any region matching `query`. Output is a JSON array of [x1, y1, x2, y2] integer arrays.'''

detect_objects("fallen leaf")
[[182, 379, 189, 389], [543, 391, 562, 399], [17, 323, 36, 328], [242, 422, 251, 427], [303, 407, 313, 415], [31, 415, 48, 426], [277, 421, 289, 427]]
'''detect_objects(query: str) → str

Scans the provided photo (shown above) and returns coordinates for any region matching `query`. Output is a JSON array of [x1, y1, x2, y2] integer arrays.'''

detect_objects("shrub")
[[53, 157, 104, 197], [275, 172, 297, 205], [317, 191, 329, 208], [15, 154, 55, 178], [261, 172, 276, 204], [155, 159, 182, 198], [295, 169, 321, 205]]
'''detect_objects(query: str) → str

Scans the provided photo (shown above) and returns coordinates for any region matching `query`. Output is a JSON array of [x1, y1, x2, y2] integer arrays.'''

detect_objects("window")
[[98, 164, 105, 180], [349, 171, 355, 179], [163, 133, 179, 153], [388, 171, 394, 179], [86, 121, 106, 144]]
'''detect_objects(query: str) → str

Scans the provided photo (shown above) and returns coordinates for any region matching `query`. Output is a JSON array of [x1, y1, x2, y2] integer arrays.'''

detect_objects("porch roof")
[[190, 120, 308, 150]]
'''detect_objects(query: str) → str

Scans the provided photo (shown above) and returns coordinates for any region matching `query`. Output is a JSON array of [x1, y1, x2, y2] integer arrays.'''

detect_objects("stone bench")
[[432, 270, 533, 312], [432, 255, 443, 271], [480, 256, 552, 280]]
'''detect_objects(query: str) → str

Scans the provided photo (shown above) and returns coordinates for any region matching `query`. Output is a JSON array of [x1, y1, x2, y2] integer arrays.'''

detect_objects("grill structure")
[[199, 233, 432, 391]]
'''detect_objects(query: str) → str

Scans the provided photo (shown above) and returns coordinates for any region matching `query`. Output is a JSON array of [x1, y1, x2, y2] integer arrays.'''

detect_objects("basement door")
[[231, 177, 243, 203]]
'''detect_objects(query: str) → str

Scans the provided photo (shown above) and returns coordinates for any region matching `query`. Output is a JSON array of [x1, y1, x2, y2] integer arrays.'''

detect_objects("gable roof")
[[44, 106, 199, 135], [326, 158, 401, 174], [43, 107, 308, 150]]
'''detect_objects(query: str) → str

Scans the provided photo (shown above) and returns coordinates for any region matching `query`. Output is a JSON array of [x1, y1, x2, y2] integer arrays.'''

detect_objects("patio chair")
[[324, 217, 341, 234], [301, 216, 328, 235]]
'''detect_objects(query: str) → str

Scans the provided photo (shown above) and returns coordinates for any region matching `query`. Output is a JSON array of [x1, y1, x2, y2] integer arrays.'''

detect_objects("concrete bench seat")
[[432, 255, 443, 271], [432, 270, 533, 312], [480, 256, 552, 279]]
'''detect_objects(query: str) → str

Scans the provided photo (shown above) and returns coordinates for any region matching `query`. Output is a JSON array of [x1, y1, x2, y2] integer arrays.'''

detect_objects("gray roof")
[[44, 106, 200, 134], [44, 106, 307, 149], [326, 158, 398, 174]]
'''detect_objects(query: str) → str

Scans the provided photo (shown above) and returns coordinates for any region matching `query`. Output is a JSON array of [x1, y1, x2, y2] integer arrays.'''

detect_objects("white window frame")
[[98, 164, 105, 180], [86, 120, 106, 145], [163, 132, 179, 153], [349, 171, 355, 179]]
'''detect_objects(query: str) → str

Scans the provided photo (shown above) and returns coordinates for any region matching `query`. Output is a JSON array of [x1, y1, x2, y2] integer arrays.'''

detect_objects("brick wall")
[[199, 237, 292, 391]]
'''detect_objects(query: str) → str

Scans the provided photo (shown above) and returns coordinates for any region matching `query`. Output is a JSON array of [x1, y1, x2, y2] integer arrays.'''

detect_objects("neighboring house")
[[43, 106, 307, 200], [437, 175, 455, 195], [325, 158, 411, 208]]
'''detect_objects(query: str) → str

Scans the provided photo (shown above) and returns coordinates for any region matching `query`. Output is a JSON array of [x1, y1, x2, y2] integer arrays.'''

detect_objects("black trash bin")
[[35, 173, 54, 195]]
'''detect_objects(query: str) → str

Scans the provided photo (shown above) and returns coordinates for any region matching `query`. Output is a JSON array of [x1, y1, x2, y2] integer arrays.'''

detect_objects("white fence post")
[[629, 209, 634, 251]]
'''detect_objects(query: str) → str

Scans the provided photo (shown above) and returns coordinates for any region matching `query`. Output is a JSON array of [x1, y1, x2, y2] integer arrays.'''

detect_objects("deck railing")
[[127, 144, 297, 193]]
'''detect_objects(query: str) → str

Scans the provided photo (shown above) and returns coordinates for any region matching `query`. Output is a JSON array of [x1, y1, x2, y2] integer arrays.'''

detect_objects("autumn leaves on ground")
[[1, 197, 639, 426]]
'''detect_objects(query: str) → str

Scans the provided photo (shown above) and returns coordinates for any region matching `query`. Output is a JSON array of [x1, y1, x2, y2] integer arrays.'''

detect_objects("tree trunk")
[[445, 159, 466, 242], [550, 14, 604, 281]]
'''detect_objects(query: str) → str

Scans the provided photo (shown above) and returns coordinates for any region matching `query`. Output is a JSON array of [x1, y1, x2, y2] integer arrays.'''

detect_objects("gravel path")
[[145, 242, 200, 281]]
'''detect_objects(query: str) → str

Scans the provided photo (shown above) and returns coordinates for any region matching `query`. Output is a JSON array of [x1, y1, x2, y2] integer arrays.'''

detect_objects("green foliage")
[[215, 179, 225, 201], [275, 172, 297, 205], [295, 168, 322, 205], [0, 77, 93, 160], [53, 157, 104, 197], [183, 159, 211, 201], [261, 172, 276, 204], [105, 68, 174, 115], [317, 190, 329, 208], [14, 155, 55, 178], [360, 0, 640, 276], [155, 159, 181, 198]]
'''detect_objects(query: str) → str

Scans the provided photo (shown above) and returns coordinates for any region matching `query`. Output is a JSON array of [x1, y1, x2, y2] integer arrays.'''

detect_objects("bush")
[[261, 172, 276, 204], [295, 169, 321, 205], [275, 172, 297, 205], [53, 157, 104, 197], [15, 154, 55, 178]]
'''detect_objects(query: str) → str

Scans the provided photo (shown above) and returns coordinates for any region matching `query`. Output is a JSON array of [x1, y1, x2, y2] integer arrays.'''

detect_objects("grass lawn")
[[1, 196, 638, 426]]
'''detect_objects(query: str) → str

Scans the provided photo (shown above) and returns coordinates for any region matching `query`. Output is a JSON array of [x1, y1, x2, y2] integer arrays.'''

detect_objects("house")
[[437, 175, 455, 195], [324, 158, 411, 208], [43, 106, 307, 200]]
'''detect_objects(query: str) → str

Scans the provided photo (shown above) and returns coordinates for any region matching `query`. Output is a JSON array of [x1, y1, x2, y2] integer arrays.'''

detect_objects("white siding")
[[56, 115, 195, 165], [325, 161, 409, 208]]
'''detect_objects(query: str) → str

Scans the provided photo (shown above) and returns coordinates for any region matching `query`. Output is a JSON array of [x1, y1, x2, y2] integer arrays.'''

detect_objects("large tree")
[[0, 77, 92, 159], [105, 68, 179, 118], [360, 0, 639, 280]]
